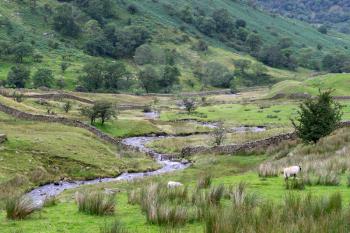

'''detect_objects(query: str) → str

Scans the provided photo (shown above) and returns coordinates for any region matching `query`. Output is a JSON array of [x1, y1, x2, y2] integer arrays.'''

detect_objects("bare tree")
[[212, 122, 226, 146]]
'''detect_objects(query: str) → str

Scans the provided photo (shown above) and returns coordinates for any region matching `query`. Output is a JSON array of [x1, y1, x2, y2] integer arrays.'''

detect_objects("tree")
[[56, 79, 66, 89], [112, 26, 150, 58], [12, 42, 33, 63], [235, 19, 246, 28], [183, 98, 196, 114], [61, 62, 70, 74], [134, 44, 154, 65], [292, 90, 342, 143], [7, 65, 30, 88], [234, 59, 252, 75], [63, 101, 72, 113], [93, 101, 116, 125], [53, 3, 80, 37], [104, 61, 129, 90], [138, 66, 160, 93], [127, 4, 138, 14], [32, 68, 54, 88], [81, 101, 116, 125], [318, 25, 328, 34], [80, 106, 98, 125], [212, 122, 226, 146], [79, 59, 105, 91], [246, 33, 262, 54], [205, 62, 234, 88], [160, 65, 180, 92]]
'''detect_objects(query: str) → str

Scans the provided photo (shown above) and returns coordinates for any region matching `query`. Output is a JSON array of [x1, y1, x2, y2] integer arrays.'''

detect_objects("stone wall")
[[181, 132, 298, 156], [0, 134, 7, 143], [0, 103, 120, 145], [24, 93, 94, 104]]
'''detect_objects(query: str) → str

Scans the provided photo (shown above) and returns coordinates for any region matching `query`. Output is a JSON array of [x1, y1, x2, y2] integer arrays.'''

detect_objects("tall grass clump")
[[285, 178, 305, 190], [204, 192, 346, 233], [207, 185, 225, 206], [43, 196, 58, 207], [100, 220, 129, 233], [135, 183, 192, 227], [258, 163, 279, 178], [229, 182, 259, 209], [75, 191, 115, 216], [5, 195, 37, 220], [196, 174, 212, 189]]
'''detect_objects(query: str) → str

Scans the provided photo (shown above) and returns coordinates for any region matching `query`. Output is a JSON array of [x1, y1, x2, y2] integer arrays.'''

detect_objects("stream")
[[27, 137, 190, 207], [26, 123, 265, 207]]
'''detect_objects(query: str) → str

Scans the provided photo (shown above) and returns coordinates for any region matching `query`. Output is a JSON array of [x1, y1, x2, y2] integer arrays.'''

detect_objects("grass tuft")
[[75, 191, 115, 216]]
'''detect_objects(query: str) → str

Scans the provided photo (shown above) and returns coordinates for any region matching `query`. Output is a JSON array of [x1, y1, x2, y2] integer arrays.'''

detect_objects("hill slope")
[[253, 0, 350, 33], [0, 0, 349, 93]]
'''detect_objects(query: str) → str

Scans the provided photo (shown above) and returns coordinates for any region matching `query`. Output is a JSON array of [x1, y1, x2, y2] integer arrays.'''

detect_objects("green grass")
[[2, 151, 350, 232], [268, 73, 350, 97], [95, 119, 163, 138], [0, 112, 159, 195], [161, 100, 350, 127], [1, 0, 344, 93], [148, 127, 291, 154]]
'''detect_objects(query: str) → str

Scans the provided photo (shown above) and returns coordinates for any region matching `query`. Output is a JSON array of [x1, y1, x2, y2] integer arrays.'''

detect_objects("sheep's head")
[[299, 166, 302, 171]]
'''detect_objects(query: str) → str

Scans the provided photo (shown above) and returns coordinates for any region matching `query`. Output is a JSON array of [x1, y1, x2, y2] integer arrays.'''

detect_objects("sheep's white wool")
[[167, 181, 183, 188], [283, 166, 301, 179]]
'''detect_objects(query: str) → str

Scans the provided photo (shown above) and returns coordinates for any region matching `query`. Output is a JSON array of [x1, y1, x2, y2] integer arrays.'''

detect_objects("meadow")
[[1, 85, 350, 232]]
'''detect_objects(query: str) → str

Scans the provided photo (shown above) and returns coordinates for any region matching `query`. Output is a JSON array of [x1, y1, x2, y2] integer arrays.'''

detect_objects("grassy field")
[[147, 127, 291, 154], [161, 99, 350, 127], [267, 73, 350, 97], [3, 127, 350, 232], [0, 111, 160, 199]]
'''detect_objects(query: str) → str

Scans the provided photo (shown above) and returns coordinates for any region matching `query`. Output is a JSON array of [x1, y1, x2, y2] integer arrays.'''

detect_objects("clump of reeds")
[[75, 191, 115, 216]]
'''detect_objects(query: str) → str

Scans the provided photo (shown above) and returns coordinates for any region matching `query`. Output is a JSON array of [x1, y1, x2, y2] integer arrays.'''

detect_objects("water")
[[27, 136, 190, 207], [26, 124, 265, 206]]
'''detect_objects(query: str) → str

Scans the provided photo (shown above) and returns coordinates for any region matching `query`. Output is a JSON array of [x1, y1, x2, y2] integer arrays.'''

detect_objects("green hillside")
[[268, 73, 350, 97], [0, 0, 349, 93]]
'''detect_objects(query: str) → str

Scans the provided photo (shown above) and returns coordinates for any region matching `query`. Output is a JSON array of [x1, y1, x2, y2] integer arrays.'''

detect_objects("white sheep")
[[283, 166, 301, 180], [167, 181, 183, 188]]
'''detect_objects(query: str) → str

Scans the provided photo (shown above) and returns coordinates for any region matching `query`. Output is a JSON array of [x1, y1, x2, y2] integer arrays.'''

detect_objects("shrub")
[[211, 122, 226, 146], [5, 195, 37, 220], [75, 191, 115, 216], [63, 101, 72, 113], [100, 220, 129, 233], [292, 90, 342, 143]]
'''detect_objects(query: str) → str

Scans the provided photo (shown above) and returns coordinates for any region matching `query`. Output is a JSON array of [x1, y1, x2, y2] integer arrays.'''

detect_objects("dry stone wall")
[[24, 93, 94, 104], [182, 132, 297, 156]]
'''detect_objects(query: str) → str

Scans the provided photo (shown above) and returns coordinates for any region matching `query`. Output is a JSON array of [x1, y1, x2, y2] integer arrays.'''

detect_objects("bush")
[[5, 195, 37, 220], [292, 90, 342, 143], [75, 191, 115, 216]]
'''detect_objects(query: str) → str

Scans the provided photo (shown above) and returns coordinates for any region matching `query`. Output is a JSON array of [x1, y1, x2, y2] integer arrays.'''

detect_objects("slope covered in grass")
[[1, 0, 350, 92], [0, 111, 159, 199], [268, 73, 350, 97]]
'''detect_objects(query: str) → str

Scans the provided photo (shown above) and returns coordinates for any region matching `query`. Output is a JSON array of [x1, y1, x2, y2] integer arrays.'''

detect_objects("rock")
[[0, 134, 7, 143], [104, 188, 120, 195]]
